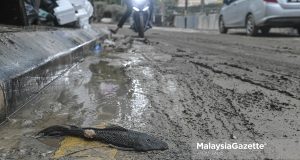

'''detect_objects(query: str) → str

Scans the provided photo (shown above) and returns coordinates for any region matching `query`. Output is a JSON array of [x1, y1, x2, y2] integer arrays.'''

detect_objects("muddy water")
[[0, 50, 141, 159]]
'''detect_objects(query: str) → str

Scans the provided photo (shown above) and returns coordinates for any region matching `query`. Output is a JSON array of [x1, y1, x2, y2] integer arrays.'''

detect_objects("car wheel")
[[19, 0, 29, 26], [219, 16, 228, 34], [261, 27, 271, 35], [246, 14, 258, 36]]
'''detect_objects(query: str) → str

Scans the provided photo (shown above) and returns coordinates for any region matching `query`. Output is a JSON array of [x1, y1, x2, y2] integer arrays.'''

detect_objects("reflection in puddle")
[[99, 83, 119, 96], [0, 56, 152, 157], [72, 61, 130, 126], [128, 79, 149, 127], [0, 59, 132, 156]]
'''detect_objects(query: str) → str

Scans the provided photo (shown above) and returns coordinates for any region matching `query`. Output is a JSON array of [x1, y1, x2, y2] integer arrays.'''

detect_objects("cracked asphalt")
[[0, 26, 300, 159]]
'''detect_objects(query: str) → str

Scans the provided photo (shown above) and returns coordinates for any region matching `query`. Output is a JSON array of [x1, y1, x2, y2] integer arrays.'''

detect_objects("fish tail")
[[36, 125, 84, 138]]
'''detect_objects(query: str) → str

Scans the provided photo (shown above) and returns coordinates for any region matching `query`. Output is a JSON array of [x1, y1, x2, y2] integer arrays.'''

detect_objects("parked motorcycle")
[[131, 0, 151, 38]]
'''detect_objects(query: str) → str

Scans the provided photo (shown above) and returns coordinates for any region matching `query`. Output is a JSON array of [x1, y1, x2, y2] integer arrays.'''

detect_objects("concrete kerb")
[[0, 27, 109, 125]]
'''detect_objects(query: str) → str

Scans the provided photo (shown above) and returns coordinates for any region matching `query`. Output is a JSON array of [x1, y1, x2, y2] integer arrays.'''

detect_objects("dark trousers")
[[117, 1, 154, 28]]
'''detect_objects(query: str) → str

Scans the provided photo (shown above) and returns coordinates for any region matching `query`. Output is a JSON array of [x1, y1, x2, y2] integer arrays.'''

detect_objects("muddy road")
[[0, 27, 300, 159]]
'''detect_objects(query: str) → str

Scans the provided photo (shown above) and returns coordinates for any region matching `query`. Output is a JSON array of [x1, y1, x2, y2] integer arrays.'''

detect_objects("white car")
[[219, 0, 300, 36]]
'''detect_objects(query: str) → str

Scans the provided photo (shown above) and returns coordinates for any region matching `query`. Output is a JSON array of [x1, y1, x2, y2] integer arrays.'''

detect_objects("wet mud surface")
[[0, 27, 300, 159]]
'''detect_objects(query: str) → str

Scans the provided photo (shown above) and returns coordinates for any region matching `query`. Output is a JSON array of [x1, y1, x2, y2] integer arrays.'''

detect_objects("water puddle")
[[0, 55, 145, 158]]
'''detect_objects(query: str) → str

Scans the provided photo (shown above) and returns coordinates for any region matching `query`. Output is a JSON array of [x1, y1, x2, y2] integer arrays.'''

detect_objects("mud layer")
[[0, 27, 300, 159]]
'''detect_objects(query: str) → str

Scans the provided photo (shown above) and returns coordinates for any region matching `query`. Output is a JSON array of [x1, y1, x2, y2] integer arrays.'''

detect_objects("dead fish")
[[36, 125, 168, 152]]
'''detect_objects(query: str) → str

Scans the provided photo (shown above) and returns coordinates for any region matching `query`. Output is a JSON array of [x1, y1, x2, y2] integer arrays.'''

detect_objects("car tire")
[[219, 16, 228, 34], [246, 14, 258, 36], [261, 27, 271, 35], [19, 0, 29, 26]]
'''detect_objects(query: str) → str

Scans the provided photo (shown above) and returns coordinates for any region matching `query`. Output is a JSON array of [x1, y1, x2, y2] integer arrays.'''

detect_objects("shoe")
[[148, 20, 153, 28], [109, 28, 118, 34]]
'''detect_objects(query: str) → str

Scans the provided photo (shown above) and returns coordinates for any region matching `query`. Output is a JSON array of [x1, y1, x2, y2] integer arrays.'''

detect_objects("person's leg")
[[117, 7, 132, 28], [148, 0, 154, 27], [111, 3, 132, 34]]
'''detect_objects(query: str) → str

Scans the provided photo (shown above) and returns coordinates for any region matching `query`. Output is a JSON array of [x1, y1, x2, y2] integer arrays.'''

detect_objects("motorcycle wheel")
[[137, 12, 145, 38]]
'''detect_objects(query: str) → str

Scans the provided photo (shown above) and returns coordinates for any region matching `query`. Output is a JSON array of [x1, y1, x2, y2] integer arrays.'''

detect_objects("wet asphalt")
[[0, 25, 300, 159]]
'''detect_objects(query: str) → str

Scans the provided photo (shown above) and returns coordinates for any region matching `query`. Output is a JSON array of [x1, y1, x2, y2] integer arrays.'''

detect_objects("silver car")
[[219, 0, 300, 36]]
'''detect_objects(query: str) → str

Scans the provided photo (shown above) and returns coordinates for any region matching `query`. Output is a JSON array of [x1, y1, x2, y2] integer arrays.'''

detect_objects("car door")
[[233, 0, 250, 27], [222, 0, 239, 27]]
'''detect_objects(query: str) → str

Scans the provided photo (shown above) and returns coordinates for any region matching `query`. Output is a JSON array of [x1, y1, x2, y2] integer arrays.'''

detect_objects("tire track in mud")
[[190, 61, 300, 100], [150, 38, 300, 98], [184, 34, 299, 55], [149, 30, 300, 99]]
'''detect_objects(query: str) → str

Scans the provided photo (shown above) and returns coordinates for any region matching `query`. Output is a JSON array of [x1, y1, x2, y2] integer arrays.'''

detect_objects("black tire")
[[246, 14, 258, 36], [137, 12, 145, 38], [18, 0, 29, 26], [53, 17, 59, 26], [261, 27, 271, 35], [219, 16, 228, 34]]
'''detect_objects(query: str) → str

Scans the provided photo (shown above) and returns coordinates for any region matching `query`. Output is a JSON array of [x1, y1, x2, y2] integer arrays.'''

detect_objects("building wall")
[[177, 0, 200, 7], [174, 13, 219, 30], [177, 0, 222, 7]]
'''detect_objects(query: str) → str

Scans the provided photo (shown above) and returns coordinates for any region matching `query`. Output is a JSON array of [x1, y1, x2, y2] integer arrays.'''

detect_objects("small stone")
[[19, 149, 26, 155], [150, 112, 155, 118], [230, 134, 237, 139], [104, 39, 116, 47], [8, 118, 18, 124], [22, 120, 33, 127], [50, 103, 62, 112], [176, 48, 186, 52]]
